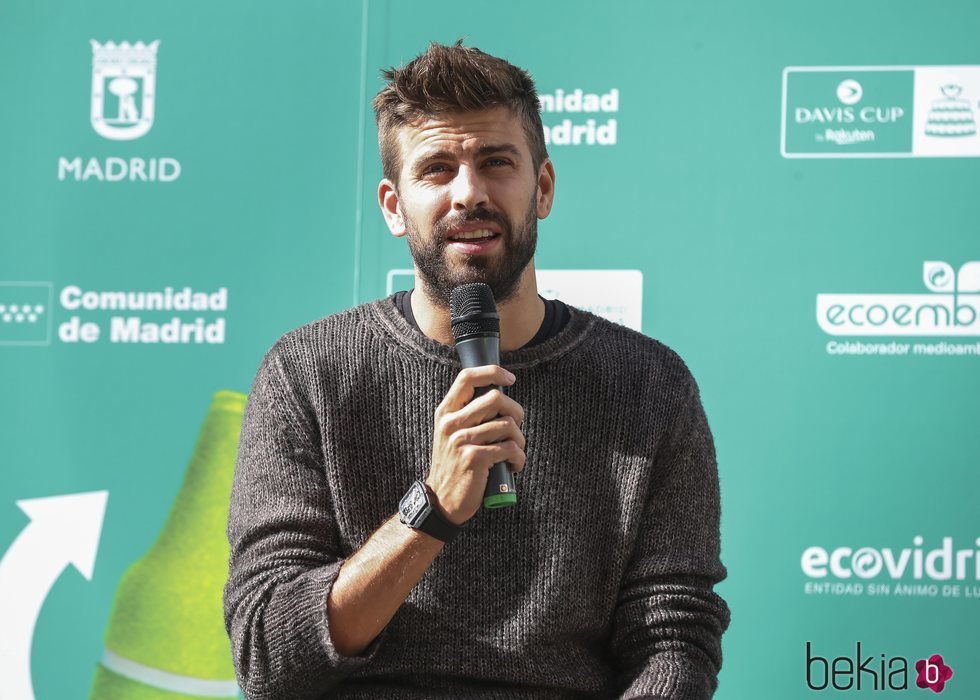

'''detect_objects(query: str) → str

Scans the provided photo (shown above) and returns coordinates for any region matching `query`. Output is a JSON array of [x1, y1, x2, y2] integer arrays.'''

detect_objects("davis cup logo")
[[90, 40, 159, 141], [836, 79, 862, 105]]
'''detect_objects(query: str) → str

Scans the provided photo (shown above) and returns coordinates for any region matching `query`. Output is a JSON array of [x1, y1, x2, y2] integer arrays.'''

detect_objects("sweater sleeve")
[[610, 371, 731, 700], [223, 342, 386, 700]]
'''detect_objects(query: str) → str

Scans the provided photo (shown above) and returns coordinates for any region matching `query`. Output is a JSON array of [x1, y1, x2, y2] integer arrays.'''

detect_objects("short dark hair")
[[372, 39, 548, 188]]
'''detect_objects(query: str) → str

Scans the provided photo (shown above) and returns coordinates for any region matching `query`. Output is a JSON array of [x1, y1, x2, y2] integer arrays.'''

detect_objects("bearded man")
[[224, 40, 730, 700]]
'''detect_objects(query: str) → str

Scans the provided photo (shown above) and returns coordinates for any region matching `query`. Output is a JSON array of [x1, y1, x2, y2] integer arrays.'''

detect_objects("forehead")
[[397, 106, 529, 166]]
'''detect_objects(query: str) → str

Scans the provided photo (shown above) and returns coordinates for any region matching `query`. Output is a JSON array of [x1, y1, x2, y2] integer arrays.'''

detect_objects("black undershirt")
[[394, 289, 570, 349]]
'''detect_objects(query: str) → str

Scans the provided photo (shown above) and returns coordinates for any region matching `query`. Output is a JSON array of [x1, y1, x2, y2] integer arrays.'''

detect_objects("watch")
[[398, 480, 465, 543]]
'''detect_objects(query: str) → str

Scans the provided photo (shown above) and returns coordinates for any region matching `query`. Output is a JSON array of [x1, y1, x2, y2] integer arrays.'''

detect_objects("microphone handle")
[[472, 384, 517, 509], [455, 335, 518, 509]]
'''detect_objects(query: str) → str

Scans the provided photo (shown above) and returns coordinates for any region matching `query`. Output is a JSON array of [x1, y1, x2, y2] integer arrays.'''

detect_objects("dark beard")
[[404, 195, 538, 310]]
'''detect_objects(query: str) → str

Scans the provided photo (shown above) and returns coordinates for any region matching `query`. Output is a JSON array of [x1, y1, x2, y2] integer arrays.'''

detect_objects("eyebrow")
[[412, 143, 522, 170]]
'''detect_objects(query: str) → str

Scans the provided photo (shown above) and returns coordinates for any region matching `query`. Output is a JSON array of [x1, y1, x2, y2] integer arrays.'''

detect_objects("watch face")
[[399, 481, 430, 527]]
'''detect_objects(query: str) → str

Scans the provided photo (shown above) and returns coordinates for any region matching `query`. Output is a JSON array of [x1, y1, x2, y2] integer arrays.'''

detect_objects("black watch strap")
[[418, 483, 465, 542], [398, 480, 466, 543]]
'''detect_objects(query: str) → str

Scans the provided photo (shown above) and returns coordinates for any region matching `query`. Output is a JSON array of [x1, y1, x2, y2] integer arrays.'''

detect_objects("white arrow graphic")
[[0, 491, 109, 700]]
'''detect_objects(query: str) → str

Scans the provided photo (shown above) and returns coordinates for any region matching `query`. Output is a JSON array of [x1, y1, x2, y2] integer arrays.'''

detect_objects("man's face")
[[382, 106, 549, 308]]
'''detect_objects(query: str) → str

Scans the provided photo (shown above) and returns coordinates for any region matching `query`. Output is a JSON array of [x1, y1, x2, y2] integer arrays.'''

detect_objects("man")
[[224, 40, 730, 699]]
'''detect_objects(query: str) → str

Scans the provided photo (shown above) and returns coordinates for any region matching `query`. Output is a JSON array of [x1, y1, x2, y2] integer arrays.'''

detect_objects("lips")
[[443, 214, 505, 254], [447, 228, 499, 242], [446, 230, 502, 254]]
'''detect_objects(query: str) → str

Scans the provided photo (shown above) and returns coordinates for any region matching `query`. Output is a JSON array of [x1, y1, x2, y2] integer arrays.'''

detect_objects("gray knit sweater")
[[224, 295, 730, 700]]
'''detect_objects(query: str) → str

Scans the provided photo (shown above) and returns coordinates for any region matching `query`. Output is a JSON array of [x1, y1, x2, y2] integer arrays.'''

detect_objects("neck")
[[411, 261, 545, 352]]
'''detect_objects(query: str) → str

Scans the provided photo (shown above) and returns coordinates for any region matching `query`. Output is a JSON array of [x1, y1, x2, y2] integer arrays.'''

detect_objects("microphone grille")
[[450, 283, 499, 339]]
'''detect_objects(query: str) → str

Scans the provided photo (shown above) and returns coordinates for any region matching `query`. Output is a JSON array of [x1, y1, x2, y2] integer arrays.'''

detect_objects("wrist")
[[423, 479, 466, 526], [399, 479, 466, 542]]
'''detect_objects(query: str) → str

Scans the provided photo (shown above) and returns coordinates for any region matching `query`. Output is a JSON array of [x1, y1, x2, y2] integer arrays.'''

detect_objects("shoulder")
[[280, 299, 381, 348], [249, 298, 390, 397], [572, 306, 696, 395], [564, 307, 706, 452], [265, 298, 388, 365]]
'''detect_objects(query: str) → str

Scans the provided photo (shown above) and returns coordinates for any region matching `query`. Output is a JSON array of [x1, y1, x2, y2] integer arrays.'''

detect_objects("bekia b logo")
[[90, 40, 159, 141]]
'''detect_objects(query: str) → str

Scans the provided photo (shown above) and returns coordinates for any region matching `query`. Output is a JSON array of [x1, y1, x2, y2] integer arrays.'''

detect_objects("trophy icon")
[[924, 84, 977, 138]]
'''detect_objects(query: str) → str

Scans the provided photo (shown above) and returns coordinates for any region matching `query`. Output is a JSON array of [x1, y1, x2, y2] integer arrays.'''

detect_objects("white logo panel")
[[536, 270, 642, 330], [913, 66, 980, 156], [816, 261, 980, 337]]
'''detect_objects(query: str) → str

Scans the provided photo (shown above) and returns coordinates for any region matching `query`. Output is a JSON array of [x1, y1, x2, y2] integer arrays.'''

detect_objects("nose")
[[450, 164, 489, 212]]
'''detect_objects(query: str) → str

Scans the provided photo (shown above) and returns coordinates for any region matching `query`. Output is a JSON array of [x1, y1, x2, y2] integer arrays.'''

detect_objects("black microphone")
[[449, 283, 517, 509]]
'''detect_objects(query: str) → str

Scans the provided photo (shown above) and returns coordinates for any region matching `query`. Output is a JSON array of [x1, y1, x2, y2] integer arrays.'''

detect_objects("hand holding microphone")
[[423, 283, 524, 525], [424, 366, 525, 525], [449, 283, 520, 510]]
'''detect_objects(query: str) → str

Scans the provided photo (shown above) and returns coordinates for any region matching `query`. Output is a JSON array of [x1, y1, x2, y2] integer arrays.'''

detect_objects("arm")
[[223, 347, 524, 699], [223, 343, 392, 700], [611, 372, 731, 700], [330, 364, 526, 656], [327, 513, 444, 657]]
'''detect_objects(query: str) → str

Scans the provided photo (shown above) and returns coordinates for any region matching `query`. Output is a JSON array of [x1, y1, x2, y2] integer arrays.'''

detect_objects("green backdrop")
[[1, 0, 978, 697]]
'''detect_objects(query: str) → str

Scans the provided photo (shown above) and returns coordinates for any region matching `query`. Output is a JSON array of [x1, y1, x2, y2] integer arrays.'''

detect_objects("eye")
[[485, 158, 510, 167], [422, 163, 450, 176]]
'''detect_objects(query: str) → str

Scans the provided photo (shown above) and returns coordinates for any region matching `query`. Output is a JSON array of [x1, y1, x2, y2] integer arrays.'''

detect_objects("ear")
[[378, 178, 407, 237], [535, 158, 556, 219]]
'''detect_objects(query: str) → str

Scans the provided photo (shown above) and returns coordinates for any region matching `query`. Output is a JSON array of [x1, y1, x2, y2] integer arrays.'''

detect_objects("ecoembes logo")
[[806, 643, 953, 693], [817, 261, 980, 357], [817, 261, 980, 336], [58, 39, 181, 183]]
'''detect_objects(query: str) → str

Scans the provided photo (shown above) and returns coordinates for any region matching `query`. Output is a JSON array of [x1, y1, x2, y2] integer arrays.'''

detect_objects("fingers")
[[437, 388, 524, 437], [454, 416, 526, 451], [461, 388, 523, 425], [426, 367, 527, 523], [470, 441, 526, 471], [439, 365, 516, 414], [442, 415, 526, 475]]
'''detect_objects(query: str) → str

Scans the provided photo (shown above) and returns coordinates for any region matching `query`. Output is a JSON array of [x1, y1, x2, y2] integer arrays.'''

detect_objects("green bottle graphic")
[[89, 390, 246, 699]]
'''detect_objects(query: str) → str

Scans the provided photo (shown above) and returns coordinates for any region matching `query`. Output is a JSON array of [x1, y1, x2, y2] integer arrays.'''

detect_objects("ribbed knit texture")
[[223, 295, 730, 700]]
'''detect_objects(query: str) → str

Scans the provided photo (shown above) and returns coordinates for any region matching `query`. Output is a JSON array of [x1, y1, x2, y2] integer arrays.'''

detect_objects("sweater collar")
[[368, 293, 596, 370]]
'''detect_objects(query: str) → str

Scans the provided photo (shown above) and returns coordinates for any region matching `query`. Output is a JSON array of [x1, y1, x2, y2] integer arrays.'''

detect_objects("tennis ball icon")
[[89, 390, 246, 699]]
